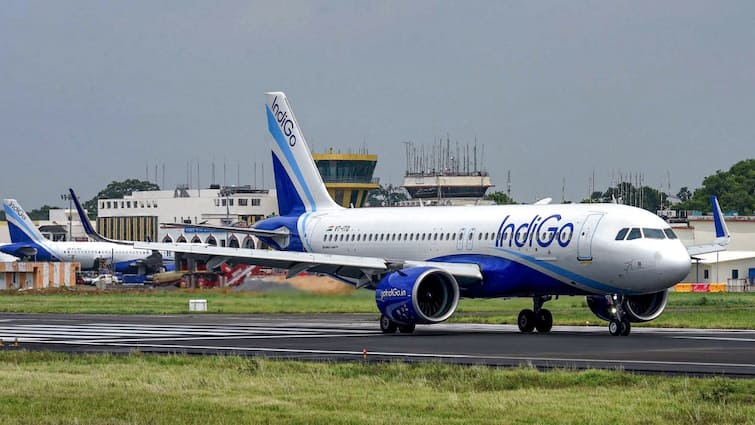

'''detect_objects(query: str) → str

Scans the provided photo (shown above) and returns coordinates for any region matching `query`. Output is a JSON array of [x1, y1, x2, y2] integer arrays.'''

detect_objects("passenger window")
[[615, 228, 629, 240], [626, 228, 642, 240], [663, 228, 678, 239], [643, 228, 665, 239]]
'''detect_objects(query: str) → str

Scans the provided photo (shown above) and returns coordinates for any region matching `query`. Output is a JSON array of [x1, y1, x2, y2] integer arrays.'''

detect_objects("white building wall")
[[97, 187, 278, 245]]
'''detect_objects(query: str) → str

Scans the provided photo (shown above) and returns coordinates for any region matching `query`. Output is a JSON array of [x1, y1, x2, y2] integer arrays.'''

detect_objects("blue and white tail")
[[711, 195, 731, 246], [3, 199, 45, 244], [265, 92, 341, 216]]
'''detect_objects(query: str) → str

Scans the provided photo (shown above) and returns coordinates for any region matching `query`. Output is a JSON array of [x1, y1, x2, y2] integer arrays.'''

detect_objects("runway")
[[1, 313, 753, 377]]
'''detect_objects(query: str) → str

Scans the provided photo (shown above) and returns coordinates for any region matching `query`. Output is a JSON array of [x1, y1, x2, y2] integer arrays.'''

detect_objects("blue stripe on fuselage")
[[430, 251, 635, 296], [492, 248, 637, 295]]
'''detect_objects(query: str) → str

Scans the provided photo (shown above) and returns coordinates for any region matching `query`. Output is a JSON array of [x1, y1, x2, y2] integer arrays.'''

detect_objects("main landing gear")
[[607, 294, 631, 336], [517, 296, 553, 333], [380, 314, 416, 334]]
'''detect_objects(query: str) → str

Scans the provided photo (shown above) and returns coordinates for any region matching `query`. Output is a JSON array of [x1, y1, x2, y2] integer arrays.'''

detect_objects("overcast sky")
[[1, 1, 753, 209]]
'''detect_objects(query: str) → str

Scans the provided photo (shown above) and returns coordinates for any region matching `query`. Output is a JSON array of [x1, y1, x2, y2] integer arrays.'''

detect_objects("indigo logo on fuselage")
[[495, 214, 574, 249], [271, 96, 297, 147]]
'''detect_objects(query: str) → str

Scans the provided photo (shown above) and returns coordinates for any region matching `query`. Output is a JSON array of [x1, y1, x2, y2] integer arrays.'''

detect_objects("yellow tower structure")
[[313, 149, 380, 208]]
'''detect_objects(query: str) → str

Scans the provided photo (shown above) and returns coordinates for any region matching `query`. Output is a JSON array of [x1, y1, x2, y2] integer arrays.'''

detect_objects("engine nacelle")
[[586, 290, 669, 323], [375, 267, 460, 325]]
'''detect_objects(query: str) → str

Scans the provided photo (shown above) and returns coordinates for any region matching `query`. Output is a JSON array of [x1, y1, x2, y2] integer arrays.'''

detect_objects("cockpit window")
[[664, 228, 678, 239], [626, 228, 642, 240], [615, 228, 629, 240], [643, 228, 666, 239]]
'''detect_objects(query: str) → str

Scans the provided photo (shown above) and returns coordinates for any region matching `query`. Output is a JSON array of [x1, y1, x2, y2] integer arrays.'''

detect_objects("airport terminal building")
[[96, 185, 278, 248]]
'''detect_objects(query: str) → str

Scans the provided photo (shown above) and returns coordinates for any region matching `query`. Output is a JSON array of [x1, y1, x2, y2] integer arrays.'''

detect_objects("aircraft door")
[[466, 227, 476, 250], [577, 213, 604, 261], [456, 228, 465, 250]]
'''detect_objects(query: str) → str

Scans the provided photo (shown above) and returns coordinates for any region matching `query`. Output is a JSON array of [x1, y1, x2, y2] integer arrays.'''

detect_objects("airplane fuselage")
[[259, 202, 691, 297]]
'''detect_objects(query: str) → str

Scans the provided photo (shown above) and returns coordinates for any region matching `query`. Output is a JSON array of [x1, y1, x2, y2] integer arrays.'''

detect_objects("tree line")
[[2, 159, 753, 220]]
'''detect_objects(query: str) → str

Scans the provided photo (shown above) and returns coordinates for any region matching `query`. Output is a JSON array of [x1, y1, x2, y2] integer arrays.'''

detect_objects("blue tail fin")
[[265, 92, 341, 216], [3, 199, 45, 244], [711, 195, 731, 245]]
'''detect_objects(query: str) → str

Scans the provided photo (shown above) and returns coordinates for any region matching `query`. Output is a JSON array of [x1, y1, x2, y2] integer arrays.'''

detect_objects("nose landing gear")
[[517, 296, 553, 333], [607, 294, 631, 336]]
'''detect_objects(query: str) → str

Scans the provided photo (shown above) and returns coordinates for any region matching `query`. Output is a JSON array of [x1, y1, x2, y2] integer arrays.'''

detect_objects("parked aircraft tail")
[[3, 199, 45, 244]]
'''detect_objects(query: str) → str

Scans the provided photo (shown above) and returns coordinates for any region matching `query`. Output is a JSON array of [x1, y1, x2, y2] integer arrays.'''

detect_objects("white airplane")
[[135, 91, 730, 336], [1, 198, 168, 273]]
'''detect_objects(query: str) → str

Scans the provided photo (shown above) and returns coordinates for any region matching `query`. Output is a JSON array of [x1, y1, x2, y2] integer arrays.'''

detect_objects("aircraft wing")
[[159, 222, 288, 238], [133, 242, 483, 287], [686, 195, 731, 257]]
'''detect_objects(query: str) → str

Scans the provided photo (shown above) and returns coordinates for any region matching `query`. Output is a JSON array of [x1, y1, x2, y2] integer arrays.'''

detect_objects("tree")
[[83, 179, 160, 217], [585, 182, 667, 212], [28, 205, 60, 221], [677, 159, 755, 215], [676, 186, 692, 203], [366, 184, 409, 207], [484, 191, 517, 205]]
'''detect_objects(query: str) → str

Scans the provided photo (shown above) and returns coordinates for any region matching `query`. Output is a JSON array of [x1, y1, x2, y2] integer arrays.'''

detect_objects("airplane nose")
[[660, 244, 691, 285]]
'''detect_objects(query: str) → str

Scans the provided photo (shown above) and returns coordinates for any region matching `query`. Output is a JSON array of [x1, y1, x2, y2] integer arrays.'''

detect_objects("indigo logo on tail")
[[8, 201, 28, 222], [270, 96, 297, 147]]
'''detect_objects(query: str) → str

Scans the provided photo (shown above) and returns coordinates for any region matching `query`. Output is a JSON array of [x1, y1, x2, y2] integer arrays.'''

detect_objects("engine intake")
[[376, 267, 460, 325], [586, 290, 669, 323]]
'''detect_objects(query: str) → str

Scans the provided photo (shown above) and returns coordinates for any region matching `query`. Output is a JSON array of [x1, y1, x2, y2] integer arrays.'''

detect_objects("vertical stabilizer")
[[3, 199, 45, 243], [711, 195, 731, 245], [265, 92, 340, 216]]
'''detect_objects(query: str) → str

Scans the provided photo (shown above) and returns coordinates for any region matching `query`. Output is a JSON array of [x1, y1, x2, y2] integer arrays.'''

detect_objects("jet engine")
[[375, 267, 460, 325], [586, 290, 669, 322]]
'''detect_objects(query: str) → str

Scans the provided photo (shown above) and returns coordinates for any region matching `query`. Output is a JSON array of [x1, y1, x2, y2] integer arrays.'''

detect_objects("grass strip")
[[0, 289, 752, 329], [0, 351, 752, 425]]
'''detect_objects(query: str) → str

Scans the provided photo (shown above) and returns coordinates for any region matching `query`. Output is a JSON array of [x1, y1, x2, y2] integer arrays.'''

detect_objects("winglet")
[[69, 188, 132, 245], [711, 195, 730, 246], [69, 188, 100, 241]]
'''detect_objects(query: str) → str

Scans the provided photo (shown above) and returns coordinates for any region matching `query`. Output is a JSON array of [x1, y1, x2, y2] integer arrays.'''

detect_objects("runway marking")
[[33, 340, 755, 370], [0, 323, 376, 344], [673, 336, 755, 343]]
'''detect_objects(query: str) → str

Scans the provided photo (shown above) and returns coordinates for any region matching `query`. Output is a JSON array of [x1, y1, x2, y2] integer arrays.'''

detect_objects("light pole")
[[60, 193, 72, 241]]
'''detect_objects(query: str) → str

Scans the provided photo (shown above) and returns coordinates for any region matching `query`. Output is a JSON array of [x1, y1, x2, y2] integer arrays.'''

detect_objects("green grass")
[[0, 289, 753, 329], [0, 351, 752, 425]]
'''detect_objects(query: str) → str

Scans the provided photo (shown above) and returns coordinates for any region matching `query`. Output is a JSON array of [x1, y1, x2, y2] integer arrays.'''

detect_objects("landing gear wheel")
[[517, 309, 536, 333], [620, 319, 631, 336], [535, 309, 553, 333], [380, 314, 397, 334], [398, 323, 416, 334], [608, 319, 622, 336]]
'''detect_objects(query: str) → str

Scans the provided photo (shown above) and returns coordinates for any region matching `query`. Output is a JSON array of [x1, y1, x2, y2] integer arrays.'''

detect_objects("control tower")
[[313, 149, 380, 208]]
